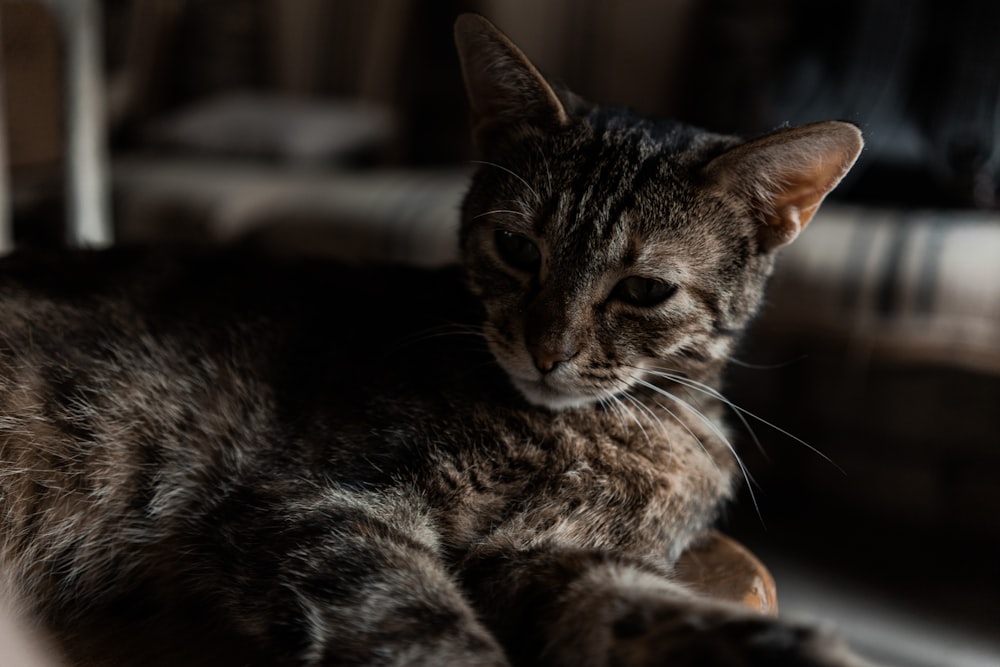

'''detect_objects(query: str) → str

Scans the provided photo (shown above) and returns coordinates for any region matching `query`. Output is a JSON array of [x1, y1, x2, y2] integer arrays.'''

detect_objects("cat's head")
[[454, 14, 862, 411]]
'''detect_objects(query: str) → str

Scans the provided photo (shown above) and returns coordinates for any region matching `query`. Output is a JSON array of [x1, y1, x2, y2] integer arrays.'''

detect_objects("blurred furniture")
[[0, 0, 111, 250]]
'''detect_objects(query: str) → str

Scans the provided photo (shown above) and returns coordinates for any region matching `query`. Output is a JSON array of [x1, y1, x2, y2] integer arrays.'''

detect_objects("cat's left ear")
[[704, 121, 863, 251], [454, 14, 569, 151]]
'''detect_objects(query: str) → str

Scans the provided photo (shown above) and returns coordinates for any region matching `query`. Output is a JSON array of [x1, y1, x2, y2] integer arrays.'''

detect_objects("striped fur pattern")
[[0, 14, 865, 667]]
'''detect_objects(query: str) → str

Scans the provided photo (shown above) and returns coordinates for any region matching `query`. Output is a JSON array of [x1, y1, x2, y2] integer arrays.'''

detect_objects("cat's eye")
[[494, 230, 541, 272], [612, 276, 677, 307]]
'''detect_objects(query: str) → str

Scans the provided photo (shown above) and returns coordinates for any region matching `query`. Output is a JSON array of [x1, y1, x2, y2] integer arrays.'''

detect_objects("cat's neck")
[[598, 366, 735, 464]]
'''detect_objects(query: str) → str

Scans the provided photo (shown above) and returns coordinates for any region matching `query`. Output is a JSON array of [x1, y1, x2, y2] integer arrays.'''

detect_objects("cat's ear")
[[454, 14, 569, 150], [704, 121, 863, 251]]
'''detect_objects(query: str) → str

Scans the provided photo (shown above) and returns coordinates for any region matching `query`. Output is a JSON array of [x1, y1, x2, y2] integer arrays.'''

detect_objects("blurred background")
[[1, 1, 998, 665]]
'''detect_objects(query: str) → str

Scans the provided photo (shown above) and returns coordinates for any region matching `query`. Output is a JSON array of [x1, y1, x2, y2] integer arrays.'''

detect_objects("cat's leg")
[[202, 482, 509, 667], [461, 543, 873, 667]]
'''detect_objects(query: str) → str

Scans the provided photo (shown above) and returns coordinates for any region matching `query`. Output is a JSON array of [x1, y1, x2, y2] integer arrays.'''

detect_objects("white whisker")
[[392, 324, 487, 352], [643, 395, 722, 476], [631, 376, 762, 522], [471, 209, 532, 221], [599, 396, 629, 434], [620, 392, 722, 477], [640, 365, 841, 473], [618, 394, 650, 443], [469, 160, 540, 203], [727, 355, 806, 370], [623, 391, 659, 424], [638, 366, 767, 461]]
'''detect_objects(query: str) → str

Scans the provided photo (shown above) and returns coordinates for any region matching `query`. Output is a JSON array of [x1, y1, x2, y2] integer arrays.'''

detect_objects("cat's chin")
[[510, 377, 603, 412]]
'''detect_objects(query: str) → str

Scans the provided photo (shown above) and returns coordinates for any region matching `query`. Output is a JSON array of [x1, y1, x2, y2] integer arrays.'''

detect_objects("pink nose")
[[531, 346, 577, 374]]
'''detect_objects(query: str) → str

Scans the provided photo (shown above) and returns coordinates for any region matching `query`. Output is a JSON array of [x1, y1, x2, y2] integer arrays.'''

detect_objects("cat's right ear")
[[703, 121, 863, 252], [454, 14, 569, 152]]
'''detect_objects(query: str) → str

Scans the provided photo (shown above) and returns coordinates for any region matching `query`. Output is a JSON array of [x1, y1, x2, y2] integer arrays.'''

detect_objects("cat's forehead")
[[525, 114, 731, 208], [544, 194, 728, 277], [565, 109, 728, 166], [530, 121, 726, 231]]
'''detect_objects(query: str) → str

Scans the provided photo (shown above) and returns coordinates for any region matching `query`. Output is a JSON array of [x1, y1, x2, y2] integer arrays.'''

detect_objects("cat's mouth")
[[509, 375, 606, 411], [485, 337, 614, 410]]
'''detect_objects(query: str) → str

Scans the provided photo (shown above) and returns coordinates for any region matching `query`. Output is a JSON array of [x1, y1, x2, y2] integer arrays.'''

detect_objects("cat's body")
[[0, 250, 730, 662], [0, 15, 867, 667]]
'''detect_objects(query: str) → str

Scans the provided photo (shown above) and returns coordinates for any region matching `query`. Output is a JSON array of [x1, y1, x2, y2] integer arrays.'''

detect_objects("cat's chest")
[[420, 405, 734, 561]]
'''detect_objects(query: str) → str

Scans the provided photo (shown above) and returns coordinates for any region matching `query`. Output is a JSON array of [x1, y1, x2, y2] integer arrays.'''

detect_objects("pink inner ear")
[[762, 150, 859, 247], [704, 122, 863, 251], [777, 156, 853, 221], [759, 206, 805, 248]]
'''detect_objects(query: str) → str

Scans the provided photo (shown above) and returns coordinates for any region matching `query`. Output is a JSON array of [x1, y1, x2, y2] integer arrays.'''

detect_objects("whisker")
[[641, 365, 841, 473], [528, 139, 555, 197], [469, 160, 540, 203], [631, 376, 763, 522], [637, 366, 767, 462], [727, 355, 807, 370], [619, 394, 651, 444], [598, 396, 629, 434], [642, 394, 722, 476], [620, 391, 722, 478], [610, 393, 646, 442], [620, 393, 654, 446], [623, 390, 659, 424], [471, 209, 532, 221], [401, 323, 484, 337], [391, 324, 487, 353]]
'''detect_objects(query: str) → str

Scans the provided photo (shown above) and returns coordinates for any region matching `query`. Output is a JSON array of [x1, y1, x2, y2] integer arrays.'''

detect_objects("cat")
[[0, 13, 867, 667]]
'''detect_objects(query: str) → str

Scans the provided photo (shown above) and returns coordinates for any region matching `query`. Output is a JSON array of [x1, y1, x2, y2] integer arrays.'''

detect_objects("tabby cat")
[[0, 14, 867, 667]]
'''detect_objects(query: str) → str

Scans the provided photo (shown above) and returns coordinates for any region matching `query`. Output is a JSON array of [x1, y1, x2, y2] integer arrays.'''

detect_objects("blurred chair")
[[0, 0, 112, 252]]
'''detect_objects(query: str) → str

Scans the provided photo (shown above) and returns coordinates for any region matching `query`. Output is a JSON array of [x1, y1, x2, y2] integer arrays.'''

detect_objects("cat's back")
[[0, 247, 504, 482], [0, 247, 501, 599], [0, 247, 482, 383], [0, 249, 488, 460]]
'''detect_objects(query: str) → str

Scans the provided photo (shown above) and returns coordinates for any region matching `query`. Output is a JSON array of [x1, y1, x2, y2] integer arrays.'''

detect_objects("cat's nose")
[[531, 346, 578, 374]]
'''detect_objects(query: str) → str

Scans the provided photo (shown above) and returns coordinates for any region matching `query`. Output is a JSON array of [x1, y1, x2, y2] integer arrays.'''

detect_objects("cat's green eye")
[[494, 230, 541, 272], [612, 276, 677, 307]]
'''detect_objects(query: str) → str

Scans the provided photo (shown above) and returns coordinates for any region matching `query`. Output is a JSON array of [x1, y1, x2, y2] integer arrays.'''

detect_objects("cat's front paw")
[[610, 610, 873, 667]]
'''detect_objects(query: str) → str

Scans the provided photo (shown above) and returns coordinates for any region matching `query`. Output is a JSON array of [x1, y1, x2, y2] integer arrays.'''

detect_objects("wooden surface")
[[674, 530, 779, 615]]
